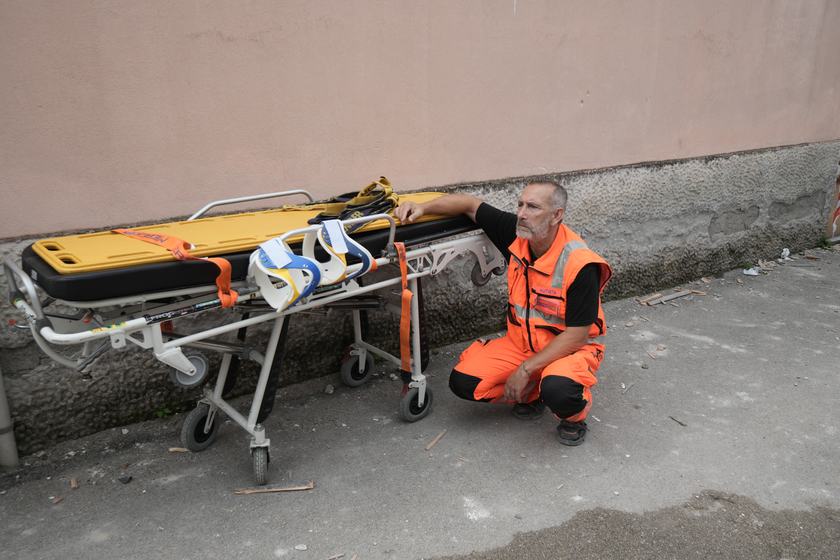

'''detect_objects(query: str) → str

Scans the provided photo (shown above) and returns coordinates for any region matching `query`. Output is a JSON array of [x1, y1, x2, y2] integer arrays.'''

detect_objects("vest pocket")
[[535, 324, 563, 336], [507, 303, 521, 326]]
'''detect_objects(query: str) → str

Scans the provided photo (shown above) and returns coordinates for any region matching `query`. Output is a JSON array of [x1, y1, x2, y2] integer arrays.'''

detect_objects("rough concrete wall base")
[[1, 142, 838, 453], [567, 143, 840, 298]]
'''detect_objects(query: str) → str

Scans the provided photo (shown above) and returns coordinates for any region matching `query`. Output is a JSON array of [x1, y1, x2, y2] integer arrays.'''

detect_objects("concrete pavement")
[[1, 247, 839, 559]]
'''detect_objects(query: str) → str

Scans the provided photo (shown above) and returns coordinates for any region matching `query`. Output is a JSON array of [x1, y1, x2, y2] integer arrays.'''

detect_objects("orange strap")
[[394, 242, 413, 373], [112, 229, 238, 308]]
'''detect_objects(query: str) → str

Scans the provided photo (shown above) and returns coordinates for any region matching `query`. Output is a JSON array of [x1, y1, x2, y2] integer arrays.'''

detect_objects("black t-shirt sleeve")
[[473, 202, 517, 259], [564, 263, 601, 328]]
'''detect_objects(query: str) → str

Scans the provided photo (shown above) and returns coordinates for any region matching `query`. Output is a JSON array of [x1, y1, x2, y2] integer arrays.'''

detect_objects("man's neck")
[[528, 227, 560, 260]]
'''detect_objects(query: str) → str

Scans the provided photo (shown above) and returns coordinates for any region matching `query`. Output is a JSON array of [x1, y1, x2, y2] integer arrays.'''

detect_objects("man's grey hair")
[[528, 177, 567, 211]]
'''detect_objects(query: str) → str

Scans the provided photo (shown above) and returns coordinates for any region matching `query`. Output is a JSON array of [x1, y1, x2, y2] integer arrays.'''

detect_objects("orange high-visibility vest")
[[506, 224, 612, 353]]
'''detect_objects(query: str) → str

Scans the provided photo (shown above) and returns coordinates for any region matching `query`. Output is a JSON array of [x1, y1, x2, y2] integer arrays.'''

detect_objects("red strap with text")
[[112, 229, 238, 308], [394, 242, 413, 373]]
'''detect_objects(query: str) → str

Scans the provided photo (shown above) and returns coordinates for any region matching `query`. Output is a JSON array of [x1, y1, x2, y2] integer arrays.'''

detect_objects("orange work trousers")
[[449, 333, 603, 422]]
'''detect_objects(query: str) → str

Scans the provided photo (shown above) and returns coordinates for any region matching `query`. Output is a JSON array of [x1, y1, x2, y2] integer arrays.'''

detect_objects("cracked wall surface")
[[1, 141, 838, 453]]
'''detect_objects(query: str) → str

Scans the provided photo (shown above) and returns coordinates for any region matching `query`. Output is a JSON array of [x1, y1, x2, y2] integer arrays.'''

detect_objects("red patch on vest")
[[532, 295, 561, 316]]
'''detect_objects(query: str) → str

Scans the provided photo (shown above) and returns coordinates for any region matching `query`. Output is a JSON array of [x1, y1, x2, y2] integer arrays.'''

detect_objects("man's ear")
[[552, 207, 565, 225]]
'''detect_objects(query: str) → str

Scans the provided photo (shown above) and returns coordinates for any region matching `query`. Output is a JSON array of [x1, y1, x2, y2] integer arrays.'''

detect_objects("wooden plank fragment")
[[646, 291, 692, 306], [638, 293, 663, 305], [235, 480, 314, 494]]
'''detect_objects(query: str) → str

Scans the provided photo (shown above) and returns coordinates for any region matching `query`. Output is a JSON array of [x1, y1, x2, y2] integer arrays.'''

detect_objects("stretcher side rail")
[[188, 189, 315, 221]]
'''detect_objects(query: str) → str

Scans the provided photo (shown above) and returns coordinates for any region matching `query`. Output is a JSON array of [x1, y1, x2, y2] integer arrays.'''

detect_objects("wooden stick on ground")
[[235, 480, 314, 494], [425, 429, 448, 451]]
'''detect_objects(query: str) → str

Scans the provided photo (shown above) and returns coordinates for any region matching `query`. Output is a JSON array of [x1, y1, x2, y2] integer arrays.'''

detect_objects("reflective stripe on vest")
[[513, 302, 565, 325], [551, 240, 589, 291]]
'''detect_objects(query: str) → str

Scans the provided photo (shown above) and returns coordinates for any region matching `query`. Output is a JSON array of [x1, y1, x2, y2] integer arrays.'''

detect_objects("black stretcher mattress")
[[22, 216, 479, 302]]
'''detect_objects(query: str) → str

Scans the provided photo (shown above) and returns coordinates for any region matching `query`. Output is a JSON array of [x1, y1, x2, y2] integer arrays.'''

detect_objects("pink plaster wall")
[[2, 1, 839, 238]]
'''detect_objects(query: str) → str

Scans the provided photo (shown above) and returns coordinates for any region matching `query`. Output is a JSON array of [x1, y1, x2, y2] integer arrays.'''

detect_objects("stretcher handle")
[[188, 190, 315, 221], [4, 257, 45, 322], [277, 213, 397, 250]]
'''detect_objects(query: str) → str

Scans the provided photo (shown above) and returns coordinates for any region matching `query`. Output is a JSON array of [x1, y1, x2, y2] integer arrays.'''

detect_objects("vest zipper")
[[523, 265, 535, 352]]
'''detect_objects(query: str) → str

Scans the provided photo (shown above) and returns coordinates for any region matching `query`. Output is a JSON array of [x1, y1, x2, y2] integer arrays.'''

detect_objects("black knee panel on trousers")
[[449, 368, 493, 402], [540, 376, 587, 419]]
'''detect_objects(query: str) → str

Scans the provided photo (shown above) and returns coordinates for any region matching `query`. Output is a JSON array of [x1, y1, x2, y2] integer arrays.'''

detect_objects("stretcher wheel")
[[400, 386, 434, 422], [169, 350, 210, 388], [181, 403, 219, 451], [471, 262, 506, 286], [340, 353, 374, 388], [252, 447, 269, 486]]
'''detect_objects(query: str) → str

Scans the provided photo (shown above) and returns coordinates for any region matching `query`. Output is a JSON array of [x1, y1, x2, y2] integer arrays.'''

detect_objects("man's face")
[[516, 183, 562, 240]]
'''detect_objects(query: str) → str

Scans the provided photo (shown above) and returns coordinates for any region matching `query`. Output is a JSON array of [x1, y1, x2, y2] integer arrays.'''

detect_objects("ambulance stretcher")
[[4, 188, 506, 485]]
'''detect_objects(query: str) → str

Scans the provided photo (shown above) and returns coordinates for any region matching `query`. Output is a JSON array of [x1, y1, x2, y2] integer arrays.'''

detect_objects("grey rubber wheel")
[[181, 403, 219, 451], [253, 447, 269, 486], [471, 262, 492, 286], [471, 261, 505, 286], [340, 353, 374, 388], [399, 386, 433, 422], [169, 350, 210, 388]]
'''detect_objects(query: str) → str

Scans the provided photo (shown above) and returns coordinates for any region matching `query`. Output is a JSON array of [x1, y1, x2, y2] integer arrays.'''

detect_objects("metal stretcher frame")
[[4, 190, 507, 485]]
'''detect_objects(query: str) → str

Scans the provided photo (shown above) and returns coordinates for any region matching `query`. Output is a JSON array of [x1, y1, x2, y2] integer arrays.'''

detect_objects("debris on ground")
[[669, 416, 687, 427], [235, 480, 314, 494], [636, 293, 662, 305], [644, 291, 693, 305], [425, 429, 447, 451]]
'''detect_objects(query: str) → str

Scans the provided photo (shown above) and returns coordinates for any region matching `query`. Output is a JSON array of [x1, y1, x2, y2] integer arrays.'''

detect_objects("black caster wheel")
[[180, 403, 219, 451], [340, 352, 374, 388], [399, 386, 434, 422], [471, 261, 506, 286], [169, 350, 210, 388], [252, 447, 269, 486]]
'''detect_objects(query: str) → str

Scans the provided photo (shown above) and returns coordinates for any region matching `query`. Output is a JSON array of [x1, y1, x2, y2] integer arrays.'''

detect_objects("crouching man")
[[395, 179, 612, 446]]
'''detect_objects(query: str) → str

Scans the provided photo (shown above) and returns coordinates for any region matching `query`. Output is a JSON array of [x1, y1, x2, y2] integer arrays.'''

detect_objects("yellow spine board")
[[33, 192, 448, 274]]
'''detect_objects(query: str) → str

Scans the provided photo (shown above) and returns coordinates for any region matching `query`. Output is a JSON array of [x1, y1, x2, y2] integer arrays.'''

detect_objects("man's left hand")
[[503, 364, 532, 403]]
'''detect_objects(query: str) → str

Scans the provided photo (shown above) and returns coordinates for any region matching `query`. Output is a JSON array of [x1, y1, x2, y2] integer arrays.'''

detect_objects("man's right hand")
[[395, 201, 424, 224]]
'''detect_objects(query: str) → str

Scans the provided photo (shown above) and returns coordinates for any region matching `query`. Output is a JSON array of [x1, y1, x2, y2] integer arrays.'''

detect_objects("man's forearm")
[[396, 193, 482, 224], [522, 326, 591, 373]]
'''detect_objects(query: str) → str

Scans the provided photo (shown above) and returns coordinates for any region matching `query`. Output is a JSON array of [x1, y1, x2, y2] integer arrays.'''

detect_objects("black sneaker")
[[512, 401, 545, 420], [556, 419, 587, 446]]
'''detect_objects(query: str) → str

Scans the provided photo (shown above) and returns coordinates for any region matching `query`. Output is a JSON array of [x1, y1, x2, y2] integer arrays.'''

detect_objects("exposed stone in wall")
[[1, 141, 837, 453], [708, 207, 760, 237]]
